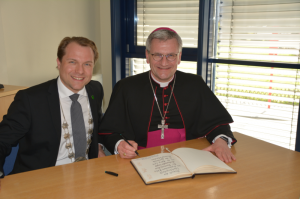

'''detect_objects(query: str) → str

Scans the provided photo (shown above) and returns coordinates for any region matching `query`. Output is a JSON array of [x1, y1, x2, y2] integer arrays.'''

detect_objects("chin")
[[159, 75, 172, 80]]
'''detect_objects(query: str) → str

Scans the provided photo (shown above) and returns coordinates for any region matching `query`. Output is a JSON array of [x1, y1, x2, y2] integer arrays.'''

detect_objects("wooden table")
[[0, 85, 27, 120], [1, 133, 300, 199]]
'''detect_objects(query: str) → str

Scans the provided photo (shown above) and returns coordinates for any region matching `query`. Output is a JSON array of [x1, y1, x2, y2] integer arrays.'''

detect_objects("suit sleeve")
[[95, 81, 104, 144], [0, 90, 31, 177]]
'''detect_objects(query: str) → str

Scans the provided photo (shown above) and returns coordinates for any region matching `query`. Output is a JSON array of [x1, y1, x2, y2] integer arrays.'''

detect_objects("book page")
[[131, 153, 192, 183], [172, 148, 236, 173]]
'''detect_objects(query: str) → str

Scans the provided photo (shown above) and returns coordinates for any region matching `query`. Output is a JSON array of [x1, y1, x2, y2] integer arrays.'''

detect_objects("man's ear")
[[56, 58, 61, 69], [145, 50, 150, 64]]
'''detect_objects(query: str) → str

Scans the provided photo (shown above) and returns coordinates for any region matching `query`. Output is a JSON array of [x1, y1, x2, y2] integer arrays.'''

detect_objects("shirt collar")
[[57, 76, 87, 98], [150, 72, 174, 88]]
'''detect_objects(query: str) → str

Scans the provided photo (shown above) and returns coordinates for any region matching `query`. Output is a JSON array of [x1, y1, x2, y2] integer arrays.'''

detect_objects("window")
[[210, 0, 300, 150], [136, 0, 199, 48]]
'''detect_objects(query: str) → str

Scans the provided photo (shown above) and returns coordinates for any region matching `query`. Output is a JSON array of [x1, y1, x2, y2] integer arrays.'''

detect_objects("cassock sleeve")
[[99, 81, 133, 154], [189, 76, 237, 144]]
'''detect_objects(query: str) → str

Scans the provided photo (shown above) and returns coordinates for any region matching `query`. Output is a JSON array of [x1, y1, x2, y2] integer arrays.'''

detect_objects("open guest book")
[[131, 147, 236, 185]]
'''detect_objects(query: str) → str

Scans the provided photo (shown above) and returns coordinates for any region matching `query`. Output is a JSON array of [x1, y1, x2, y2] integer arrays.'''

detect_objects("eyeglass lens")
[[152, 54, 177, 61]]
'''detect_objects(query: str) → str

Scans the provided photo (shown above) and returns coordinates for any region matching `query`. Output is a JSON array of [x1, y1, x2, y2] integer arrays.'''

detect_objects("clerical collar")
[[150, 72, 174, 88], [57, 76, 87, 98]]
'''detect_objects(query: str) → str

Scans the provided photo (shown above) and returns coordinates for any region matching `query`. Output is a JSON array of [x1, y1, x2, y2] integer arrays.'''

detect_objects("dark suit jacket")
[[0, 79, 104, 175]]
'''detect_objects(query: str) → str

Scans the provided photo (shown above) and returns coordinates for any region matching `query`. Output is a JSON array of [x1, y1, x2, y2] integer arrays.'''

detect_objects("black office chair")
[[3, 145, 19, 175]]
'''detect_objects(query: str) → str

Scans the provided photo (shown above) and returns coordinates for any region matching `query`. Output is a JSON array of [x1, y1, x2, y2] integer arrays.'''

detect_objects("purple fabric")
[[138, 128, 185, 149], [151, 27, 177, 34]]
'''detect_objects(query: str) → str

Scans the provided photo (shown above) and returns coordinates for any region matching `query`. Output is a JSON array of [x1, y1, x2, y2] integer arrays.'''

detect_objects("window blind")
[[131, 0, 199, 76], [217, 0, 300, 63], [137, 0, 200, 48], [214, 0, 300, 150]]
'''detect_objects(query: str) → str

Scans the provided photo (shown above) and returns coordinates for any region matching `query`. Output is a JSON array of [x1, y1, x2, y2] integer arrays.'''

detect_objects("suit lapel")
[[85, 83, 98, 130], [47, 79, 62, 140]]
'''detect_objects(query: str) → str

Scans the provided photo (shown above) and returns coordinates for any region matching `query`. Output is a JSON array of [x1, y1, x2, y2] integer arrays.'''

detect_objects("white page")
[[172, 148, 235, 173], [131, 153, 191, 182]]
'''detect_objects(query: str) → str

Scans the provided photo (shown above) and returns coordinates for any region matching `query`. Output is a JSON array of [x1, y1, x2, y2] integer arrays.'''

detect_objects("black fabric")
[[149, 77, 183, 131], [0, 79, 104, 175], [99, 71, 236, 154]]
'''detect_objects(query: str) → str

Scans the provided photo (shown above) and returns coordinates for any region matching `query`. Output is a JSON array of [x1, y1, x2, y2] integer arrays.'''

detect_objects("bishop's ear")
[[145, 50, 150, 64], [177, 52, 182, 65]]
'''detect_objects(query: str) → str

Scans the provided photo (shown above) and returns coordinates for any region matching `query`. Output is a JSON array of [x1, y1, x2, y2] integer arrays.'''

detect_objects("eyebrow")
[[152, 53, 177, 55]]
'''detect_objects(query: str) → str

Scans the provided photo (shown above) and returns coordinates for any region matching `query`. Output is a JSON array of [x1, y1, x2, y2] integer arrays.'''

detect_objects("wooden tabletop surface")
[[1, 133, 300, 199], [0, 85, 27, 98]]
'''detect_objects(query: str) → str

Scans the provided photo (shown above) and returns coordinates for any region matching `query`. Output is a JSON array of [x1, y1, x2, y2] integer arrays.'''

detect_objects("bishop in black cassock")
[[99, 27, 237, 163], [99, 71, 236, 150]]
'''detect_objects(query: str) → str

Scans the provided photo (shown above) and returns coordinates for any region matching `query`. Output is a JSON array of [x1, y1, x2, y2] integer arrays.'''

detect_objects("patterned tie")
[[69, 94, 87, 159]]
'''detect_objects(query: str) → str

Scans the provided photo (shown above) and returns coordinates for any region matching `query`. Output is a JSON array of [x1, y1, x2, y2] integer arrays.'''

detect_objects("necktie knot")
[[70, 94, 80, 102]]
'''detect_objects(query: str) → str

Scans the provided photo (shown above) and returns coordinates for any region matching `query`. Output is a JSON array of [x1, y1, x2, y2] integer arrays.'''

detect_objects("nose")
[[161, 55, 168, 66], [75, 64, 84, 74]]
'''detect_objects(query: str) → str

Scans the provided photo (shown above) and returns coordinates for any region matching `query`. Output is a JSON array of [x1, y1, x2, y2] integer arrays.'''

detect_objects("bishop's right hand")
[[118, 140, 138, 159]]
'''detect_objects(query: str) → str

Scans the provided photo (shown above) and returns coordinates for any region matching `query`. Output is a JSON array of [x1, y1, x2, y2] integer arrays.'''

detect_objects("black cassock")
[[99, 71, 237, 154]]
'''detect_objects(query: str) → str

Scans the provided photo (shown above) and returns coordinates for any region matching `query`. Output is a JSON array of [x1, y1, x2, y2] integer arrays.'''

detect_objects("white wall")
[[0, 0, 112, 110], [98, 0, 112, 110]]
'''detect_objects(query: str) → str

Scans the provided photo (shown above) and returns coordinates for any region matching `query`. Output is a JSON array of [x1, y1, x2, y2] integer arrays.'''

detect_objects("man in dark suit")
[[0, 37, 105, 185]]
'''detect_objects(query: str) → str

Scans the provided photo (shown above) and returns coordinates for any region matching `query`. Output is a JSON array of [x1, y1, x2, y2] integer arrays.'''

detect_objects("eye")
[[168, 54, 176, 58], [153, 53, 162, 58], [69, 61, 75, 64], [85, 63, 92, 67]]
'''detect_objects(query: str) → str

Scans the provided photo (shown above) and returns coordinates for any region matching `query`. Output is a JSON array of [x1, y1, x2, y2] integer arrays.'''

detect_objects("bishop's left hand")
[[203, 138, 236, 163]]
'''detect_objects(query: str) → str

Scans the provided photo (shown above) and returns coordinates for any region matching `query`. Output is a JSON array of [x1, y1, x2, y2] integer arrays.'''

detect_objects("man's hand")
[[203, 138, 236, 163], [98, 144, 106, 158], [117, 140, 138, 159]]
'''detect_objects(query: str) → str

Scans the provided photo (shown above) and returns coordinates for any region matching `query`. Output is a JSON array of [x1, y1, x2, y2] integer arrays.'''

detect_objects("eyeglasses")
[[150, 53, 179, 61]]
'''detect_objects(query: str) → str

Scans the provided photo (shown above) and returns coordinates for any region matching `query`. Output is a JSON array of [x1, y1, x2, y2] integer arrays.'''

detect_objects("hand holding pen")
[[117, 134, 140, 158]]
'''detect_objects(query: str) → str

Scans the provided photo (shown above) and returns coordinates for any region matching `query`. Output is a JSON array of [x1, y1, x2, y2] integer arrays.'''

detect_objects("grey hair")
[[146, 29, 182, 53]]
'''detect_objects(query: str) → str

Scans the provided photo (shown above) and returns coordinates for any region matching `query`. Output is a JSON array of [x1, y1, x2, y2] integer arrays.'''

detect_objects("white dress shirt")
[[56, 77, 94, 166]]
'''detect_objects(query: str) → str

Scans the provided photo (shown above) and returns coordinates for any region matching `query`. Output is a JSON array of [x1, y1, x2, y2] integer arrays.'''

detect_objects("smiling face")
[[146, 38, 181, 82], [56, 42, 94, 93]]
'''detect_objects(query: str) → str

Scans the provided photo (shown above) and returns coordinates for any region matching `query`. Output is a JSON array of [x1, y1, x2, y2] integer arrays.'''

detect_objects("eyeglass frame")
[[150, 53, 180, 61]]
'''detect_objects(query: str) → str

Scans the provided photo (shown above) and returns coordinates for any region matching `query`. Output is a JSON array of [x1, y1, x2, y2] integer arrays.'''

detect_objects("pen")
[[120, 134, 140, 157], [105, 171, 118, 177]]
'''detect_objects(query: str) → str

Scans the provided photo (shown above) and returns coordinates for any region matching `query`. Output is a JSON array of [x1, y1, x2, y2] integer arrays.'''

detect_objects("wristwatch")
[[220, 136, 229, 145], [0, 171, 3, 178]]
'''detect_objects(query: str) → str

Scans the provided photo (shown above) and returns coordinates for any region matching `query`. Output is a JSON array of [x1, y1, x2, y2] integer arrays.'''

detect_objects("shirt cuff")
[[98, 143, 104, 151], [212, 134, 232, 148], [114, 139, 124, 154]]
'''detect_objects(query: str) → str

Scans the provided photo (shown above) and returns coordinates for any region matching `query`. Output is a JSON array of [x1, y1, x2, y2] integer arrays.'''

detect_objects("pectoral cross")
[[158, 119, 168, 139]]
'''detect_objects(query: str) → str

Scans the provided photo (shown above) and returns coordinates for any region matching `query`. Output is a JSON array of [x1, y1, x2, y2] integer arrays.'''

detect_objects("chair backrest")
[[3, 145, 19, 176]]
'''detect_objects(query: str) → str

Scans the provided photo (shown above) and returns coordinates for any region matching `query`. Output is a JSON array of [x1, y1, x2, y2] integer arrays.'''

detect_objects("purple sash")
[[138, 128, 185, 149]]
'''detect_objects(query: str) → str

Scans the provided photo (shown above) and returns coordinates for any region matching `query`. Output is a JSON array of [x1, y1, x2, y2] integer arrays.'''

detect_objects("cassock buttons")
[[164, 95, 168, 98], [164, 103, 168, 106]]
